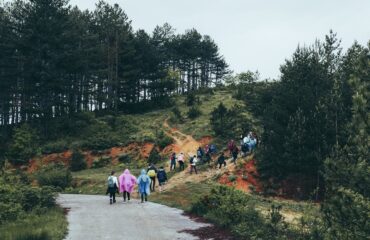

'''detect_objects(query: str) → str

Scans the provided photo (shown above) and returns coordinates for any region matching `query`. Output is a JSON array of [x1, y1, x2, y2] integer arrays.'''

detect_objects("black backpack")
[[190, 157, 194, 164]]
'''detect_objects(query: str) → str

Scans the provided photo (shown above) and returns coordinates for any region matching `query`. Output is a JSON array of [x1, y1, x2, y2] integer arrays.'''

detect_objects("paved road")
[[57, 194, 209, 240]]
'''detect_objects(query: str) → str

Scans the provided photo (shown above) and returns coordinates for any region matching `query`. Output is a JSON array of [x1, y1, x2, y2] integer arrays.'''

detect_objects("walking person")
[[147, 163, 157, 192], [170, 152, 176, 171], [106, 171, 119, 204], [178, 152, 185, 171], [190, 155, 198, 174], [217, 152, 226, 169], [157, 166, 168, 192], [118, 169, 136, 202], [231, 147, 239, 165], [227, 140, 236, 157], [137, 169, 151, 203], [197, 147, 203, 162]]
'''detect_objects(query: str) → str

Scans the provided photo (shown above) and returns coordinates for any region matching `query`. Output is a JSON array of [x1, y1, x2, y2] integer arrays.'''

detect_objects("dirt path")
[[162, 118, 235, 190], [58, 194, 210, 240]]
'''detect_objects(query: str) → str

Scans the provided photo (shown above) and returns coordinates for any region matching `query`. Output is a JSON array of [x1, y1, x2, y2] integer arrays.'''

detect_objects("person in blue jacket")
[[137, 169, 151, 203]]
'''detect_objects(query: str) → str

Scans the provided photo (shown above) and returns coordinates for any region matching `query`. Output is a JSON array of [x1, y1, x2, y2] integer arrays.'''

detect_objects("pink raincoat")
[[118, 169, 137, 193]]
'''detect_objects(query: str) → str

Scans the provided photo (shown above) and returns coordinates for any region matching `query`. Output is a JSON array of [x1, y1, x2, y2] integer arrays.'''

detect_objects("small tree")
[[147, 146, 161, 164], [69, 150, 87, 171], [7, 124, 39, 165]]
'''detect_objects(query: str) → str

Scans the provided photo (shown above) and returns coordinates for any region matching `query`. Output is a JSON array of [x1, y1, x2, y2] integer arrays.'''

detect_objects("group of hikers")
[[106, 131, 258, 204], [106, 165, 168, 204]]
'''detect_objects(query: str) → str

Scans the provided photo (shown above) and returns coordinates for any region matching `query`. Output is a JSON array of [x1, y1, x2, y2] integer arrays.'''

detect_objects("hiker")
[[197, 147, 203, 162], [217, 152, 226, 169], [227, 139, 236, 156], [189, 155, 198, 174], [241, 141, 249, 157], [118, 169, 136, 202], [231, 146, 239, 165], [157, 166, 168, 192], [170, 152, 176, 171], [204, 150, 211, 164], [178, 152, 185, 171], [147, 163, 157, 192], [106, 171, 119, 204], [137, 169, 151, 203], [204, 144, 210, 155], [209, 144, 217, 154]]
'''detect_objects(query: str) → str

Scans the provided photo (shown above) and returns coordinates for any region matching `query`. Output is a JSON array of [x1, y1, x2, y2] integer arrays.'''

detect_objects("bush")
[[147, 147, 161, 164], [118, 154, 131, 164], [41, 140, 68, 154], [69, 150, 86, 171], [91, 156, 111, 168], [156, 131, 173, 149], [36, 164, 72, 190], [228, 174, 237, 182], [12, 231, 50, 240], [0, 202, 23, 224], [7, 124, 39, 165], [187, 106, 201, 119], [185, 92, 197, 106], [171, 106, 184, 123], [191, 186, 303, 240]]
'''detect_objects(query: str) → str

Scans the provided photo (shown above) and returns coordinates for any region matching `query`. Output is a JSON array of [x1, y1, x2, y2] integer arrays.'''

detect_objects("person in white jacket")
[[106, 171, 119, 204]]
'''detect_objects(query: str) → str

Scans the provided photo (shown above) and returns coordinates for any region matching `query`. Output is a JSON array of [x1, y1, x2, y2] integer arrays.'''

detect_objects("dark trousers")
[[150, 177, 156, 191], [141, 193, 147, 202], [108, 187, 116, 204], [232, 155, 237, 164], [218, 162, 226, 169], [179, 161, 184, 171], [190, 165, 197, 174], [123, 191, 130, 201], [170, 161, 176, 171]]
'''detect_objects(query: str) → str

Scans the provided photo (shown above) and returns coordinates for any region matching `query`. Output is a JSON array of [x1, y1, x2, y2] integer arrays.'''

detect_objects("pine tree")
[[322, 48, 369, 239]]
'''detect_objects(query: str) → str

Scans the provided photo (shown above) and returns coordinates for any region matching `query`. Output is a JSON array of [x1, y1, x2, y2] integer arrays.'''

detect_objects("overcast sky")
[[69, 0, 370, 79]]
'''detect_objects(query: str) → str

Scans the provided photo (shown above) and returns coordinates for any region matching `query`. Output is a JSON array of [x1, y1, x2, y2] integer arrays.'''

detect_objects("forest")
[[0, 0, 228, 126], [0, 0, 369, 240]]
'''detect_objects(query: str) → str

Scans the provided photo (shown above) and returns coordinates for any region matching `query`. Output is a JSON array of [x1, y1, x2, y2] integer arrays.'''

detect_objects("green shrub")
[[12, 231, 50, 240], [171, 106, 184, 123], [36, 164, 72, 190], [228, 174, 237, 182], [191, 186, 303, 240], [147, 147, 161, 164], [187, 106, 201, 119], [156, 131, 173, 149], [69, 151, 86, 171], [41, 140, 68, 154], [21, 188, 40, 212], [7, 124, 39, 165], [91, 156, 111, 168], [185, 92, 197, 106], [118, 154, 131, 163], [0, 202, 23, 224]]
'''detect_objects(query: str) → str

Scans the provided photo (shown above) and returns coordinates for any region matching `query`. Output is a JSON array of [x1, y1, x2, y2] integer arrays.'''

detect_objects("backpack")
[[108, 176, 115, 188], [148, 169, 156, 177], [189, 157, 194, 164]]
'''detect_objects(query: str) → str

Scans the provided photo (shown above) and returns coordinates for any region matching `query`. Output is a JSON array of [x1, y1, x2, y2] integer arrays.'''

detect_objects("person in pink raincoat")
[[118, 169, 137, 202]]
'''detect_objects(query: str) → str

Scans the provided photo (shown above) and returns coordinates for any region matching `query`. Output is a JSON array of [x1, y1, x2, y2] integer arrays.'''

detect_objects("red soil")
[[198, 136, 212, 146], [219, 159, 263, 193]]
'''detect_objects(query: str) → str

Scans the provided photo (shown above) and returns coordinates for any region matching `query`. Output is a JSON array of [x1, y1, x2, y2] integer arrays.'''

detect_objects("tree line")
[[0, 0, 228, 126]]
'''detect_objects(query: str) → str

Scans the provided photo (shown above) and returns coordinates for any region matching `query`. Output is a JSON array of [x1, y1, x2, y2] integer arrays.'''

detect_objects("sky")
[[69, 0, 370, 79]]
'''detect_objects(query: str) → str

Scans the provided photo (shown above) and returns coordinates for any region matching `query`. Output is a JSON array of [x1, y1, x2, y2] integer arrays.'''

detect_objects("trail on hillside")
[[162, 118, 236, 190]]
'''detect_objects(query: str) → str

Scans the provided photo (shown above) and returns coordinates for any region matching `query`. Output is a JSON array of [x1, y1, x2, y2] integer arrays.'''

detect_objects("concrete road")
[[57, 194, 209, 240]]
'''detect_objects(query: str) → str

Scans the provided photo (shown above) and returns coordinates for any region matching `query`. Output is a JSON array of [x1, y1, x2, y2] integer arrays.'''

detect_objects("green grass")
[[150, 181, 214, 211], [0, 207, 68, 240]]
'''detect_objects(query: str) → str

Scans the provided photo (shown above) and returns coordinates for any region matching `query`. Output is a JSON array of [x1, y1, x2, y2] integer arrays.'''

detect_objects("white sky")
[[69, 0, 370, 79]]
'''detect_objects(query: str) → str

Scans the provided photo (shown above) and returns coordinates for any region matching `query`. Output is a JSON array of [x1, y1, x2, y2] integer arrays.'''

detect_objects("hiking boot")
[[145, 197, 148, 202]]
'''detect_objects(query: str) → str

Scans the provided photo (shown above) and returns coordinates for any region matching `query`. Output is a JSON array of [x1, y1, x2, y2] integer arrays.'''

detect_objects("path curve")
[[57, 194, 209, 240]]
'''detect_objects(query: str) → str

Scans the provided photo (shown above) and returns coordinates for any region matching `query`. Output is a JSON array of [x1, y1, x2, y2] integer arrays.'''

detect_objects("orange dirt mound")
[[199, 136, 212, 146], [218, 159, 262, 193]]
